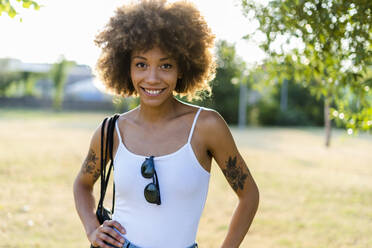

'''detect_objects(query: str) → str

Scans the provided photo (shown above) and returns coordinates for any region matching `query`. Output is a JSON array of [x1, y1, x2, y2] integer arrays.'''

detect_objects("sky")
[[0, 0, 266, 68]]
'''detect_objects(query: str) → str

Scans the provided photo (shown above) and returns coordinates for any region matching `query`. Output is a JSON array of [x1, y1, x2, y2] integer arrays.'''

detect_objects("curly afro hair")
[[94, 0, 216, 100]]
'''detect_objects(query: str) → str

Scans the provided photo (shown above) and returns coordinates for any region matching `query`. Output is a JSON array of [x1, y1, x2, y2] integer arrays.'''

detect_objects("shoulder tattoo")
[[222, 156, 248, 192], [82, 149, 100, 181]]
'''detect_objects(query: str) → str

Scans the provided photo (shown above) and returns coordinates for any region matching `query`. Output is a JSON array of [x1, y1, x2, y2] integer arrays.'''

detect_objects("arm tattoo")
[[222, 156, 248, 192], [82, 149, 100, 181]]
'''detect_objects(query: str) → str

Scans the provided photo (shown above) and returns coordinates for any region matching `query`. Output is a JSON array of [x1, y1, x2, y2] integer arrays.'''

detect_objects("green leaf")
[[8, 6, 17, 18], [32, 2, 40, 10], [22, 1, 32, 8]]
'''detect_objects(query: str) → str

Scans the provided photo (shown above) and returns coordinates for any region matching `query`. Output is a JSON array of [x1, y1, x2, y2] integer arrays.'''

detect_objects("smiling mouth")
[[141, 87, 166, 96]]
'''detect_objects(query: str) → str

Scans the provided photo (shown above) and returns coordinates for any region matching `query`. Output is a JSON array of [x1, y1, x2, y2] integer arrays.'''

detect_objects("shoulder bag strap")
[[99, 114, 120, 214], [98, 117, 109, 216], [106, 114, 120, 214]]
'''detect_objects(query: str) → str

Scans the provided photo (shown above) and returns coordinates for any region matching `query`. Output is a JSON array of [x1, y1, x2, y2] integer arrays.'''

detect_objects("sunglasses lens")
[[141, 158, 154, 178], [144, 183, 160, 203]]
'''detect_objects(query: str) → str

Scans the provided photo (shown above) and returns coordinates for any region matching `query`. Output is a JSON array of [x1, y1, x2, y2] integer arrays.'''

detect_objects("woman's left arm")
[[200, 110, 259, 248]]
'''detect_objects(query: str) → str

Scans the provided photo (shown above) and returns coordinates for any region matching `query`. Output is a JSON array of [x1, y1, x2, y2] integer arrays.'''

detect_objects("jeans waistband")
[[122, 239, 198, 248]]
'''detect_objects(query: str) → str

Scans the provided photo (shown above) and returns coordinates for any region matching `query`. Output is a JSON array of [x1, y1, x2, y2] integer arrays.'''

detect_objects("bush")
[[256, 79, 324, 126]]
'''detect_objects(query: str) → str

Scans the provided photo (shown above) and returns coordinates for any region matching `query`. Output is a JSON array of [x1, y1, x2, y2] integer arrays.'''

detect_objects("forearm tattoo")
[[82, 149, 100, 181], [222, 156, 248, 192]]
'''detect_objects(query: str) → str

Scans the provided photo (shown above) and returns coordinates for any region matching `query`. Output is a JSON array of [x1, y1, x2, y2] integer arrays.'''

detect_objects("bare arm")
[[73, 147, 101, 237], [73, 122, 126, 248], [200, 110, 260, 248]]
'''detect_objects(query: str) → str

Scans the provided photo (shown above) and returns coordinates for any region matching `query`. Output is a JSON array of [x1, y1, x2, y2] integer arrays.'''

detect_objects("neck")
[[136, 96, 180, 124]]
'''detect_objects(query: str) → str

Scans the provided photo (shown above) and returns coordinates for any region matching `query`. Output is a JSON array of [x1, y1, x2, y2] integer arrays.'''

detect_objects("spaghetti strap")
[[115, 121, 123, 145], [187, 107, 203, 144]]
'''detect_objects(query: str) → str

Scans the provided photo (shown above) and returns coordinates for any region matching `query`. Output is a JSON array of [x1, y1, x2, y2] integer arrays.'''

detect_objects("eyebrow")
[[132, 56, 171, 61]]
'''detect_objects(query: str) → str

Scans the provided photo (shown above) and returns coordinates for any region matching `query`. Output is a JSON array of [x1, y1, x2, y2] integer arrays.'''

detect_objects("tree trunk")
[[280, 79, 288, 111], [324, 97, 332, 147], [238, 78, 247, 129], [51, 59, 69, 111]]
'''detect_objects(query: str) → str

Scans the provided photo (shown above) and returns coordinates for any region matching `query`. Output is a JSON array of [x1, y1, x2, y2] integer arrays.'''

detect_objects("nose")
[[145, 67, 160, 84]]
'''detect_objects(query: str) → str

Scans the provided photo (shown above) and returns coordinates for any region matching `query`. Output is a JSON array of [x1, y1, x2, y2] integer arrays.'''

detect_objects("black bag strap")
[[105, 114, 120, 214], [97, 114, 120, 216], [99, 117, 109, 213]]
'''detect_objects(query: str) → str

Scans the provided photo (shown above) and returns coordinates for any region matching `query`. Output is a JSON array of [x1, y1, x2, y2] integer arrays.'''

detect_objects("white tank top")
[[112, 107, 210, 248]]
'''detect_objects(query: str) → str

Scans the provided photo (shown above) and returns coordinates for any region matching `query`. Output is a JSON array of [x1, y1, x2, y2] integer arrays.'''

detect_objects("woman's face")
[[130, 46, 181, 107]]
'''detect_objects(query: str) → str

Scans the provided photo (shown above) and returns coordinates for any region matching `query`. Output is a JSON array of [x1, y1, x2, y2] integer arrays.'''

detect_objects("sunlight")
[[0, 0, 265, 67]]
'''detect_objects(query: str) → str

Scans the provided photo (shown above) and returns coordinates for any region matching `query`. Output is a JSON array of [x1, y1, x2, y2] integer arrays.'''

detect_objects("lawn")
[[0, 108, 371, 248]]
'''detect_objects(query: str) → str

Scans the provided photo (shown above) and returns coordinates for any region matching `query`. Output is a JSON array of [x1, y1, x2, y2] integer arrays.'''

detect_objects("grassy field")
[[0, 108, 371, 248]]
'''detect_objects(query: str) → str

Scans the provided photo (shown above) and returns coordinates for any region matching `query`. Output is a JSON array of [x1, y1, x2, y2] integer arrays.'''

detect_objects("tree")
[[0, 0, 40, 18], [50, 57, 74, 111], [0, 72, 22, 96], [0, 58, 45, 97], [255, 76, 324, 126], [242, 0, 372, 146], [196, 40, 246, 124]]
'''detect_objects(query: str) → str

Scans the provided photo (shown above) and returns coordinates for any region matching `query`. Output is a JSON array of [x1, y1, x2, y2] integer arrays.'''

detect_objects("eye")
[[136, 62, 147, 68], [161, 63, 173, 69]]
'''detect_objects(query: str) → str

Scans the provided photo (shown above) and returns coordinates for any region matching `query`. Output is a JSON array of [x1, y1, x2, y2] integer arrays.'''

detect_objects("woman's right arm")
[[73, 122, 126, 248]]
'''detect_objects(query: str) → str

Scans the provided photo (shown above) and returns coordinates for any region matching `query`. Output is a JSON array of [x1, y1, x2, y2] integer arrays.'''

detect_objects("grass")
[[0, 108, 371, 247]]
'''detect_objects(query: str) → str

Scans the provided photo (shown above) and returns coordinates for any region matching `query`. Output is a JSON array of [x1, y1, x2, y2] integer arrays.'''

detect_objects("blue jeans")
[[96, 227, 199, 248], [122, 239, 198, 248]]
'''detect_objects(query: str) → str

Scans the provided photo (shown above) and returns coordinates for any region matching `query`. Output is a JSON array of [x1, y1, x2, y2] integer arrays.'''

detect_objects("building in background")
[[0, 58, 116, 111]]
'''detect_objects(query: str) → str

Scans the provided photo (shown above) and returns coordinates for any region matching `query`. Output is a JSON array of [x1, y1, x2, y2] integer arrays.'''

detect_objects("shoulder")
[[114, 107, 140, 128], [90, 116, 112, 147], [91, 110, 129, 145], [194, 108, 238, 158], [198, 107, 228, 132], [196, 107, 232, 147]]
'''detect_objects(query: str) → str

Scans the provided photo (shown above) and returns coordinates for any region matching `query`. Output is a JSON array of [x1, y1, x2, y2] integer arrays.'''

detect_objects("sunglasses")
[[141, 156, 161, 205]]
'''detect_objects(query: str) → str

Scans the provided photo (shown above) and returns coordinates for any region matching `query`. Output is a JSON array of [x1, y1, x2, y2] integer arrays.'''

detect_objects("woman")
[[73, 1, 259, 248]]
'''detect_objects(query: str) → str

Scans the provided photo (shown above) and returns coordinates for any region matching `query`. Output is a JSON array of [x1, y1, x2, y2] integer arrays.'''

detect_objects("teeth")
[[144, 88, 162, 95]]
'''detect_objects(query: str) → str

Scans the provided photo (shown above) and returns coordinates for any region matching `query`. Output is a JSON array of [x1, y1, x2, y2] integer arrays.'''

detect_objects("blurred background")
[[0, 0, 371, 247]]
